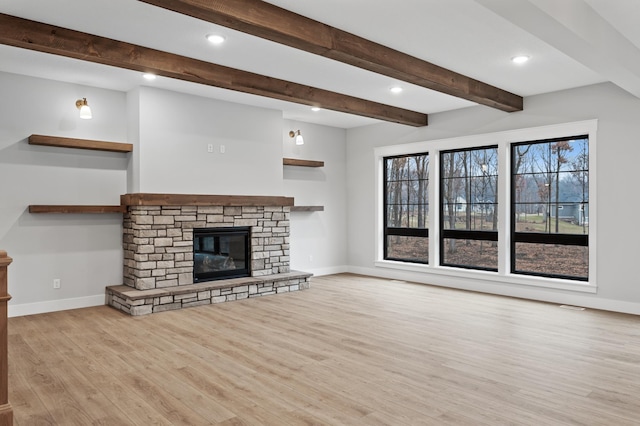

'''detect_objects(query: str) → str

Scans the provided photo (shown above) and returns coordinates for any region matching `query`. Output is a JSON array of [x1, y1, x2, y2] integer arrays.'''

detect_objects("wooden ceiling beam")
[[139, 0, 523, 113], [0, 13, 427, 127]]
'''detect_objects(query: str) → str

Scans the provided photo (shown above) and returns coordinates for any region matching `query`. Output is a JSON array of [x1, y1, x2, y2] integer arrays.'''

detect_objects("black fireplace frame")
[[193, 227, 251, 282]]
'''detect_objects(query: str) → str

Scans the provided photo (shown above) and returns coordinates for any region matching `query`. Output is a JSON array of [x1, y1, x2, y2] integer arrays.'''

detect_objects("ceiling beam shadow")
[[139, 0, 523, 113], [0, 13, 428, 127]]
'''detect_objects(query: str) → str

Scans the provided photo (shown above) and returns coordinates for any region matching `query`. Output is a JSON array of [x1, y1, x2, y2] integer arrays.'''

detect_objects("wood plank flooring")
[[7, 274, 640, 425]]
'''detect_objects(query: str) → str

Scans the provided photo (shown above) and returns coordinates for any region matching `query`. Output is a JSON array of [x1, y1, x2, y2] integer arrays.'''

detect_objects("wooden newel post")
[[0, 251, 13, 425]]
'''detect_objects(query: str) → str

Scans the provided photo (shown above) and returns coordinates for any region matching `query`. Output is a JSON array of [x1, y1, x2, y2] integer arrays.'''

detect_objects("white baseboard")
[[346, 266, 640, 316], [7, 268, 350, 317], [305, 265, 349, 277], [9, 266, 640, 317], [8, 294, 105, 318]]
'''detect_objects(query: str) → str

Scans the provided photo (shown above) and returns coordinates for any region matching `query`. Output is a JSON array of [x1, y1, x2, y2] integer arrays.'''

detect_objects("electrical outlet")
[[53, 278, 61, 289], [207, 143, 214, 153]]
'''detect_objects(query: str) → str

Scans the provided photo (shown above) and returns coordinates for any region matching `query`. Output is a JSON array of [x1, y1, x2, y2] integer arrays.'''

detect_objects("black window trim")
[[510, 134, 589, 281], [383, 152, 429, 263], [439, 145, 499, 271]]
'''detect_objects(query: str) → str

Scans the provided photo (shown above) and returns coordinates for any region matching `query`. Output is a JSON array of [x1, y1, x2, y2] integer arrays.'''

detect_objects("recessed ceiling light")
[[142, 73, 157, 81], [511, 55, 530, 64], [389, 86, 403, 94], [206, 34, 226, 45], [311, 107, 321, 112]]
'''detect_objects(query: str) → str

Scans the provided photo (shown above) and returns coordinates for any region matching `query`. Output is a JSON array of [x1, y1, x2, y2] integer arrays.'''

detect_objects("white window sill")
[[374, 260, 597, 294]]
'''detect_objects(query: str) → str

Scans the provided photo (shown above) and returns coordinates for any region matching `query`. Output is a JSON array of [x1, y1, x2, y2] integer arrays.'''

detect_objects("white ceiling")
[[0, 0, 638, 128]]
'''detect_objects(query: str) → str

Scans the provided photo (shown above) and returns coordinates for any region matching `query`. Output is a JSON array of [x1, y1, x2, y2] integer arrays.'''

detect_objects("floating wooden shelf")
[[29, 205, 127, 214], [121, 193, 295, 207], [283, 158, 324, 168], [290, 206, 324, 212], [29, 134, 133, 153]]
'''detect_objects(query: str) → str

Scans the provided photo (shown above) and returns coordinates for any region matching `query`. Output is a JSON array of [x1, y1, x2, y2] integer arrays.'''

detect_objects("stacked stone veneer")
[[123, 205, 291, 290], [106, 271, 311, 316], [106, 202, 311, 315]]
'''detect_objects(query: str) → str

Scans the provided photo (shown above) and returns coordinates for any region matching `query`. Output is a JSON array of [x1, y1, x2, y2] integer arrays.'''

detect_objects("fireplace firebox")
[[193, 227, 250, 282]]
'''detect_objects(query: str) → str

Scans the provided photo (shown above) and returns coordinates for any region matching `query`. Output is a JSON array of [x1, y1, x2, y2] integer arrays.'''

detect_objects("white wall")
[[0, 72, 128, 315], [135, 87, 284, 195], [283, 120, 348, 276], [0, 75, 349, 315], [347, 82, 640, 314], [126, 87, 141, 193]]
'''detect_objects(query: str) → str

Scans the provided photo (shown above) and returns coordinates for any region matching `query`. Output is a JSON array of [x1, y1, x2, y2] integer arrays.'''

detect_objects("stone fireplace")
[[106, 193, 311, 315], [122, 202, 291, 290]]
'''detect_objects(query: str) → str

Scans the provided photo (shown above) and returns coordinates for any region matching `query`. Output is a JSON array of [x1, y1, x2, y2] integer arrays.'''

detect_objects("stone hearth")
[[107, 271, 311, 316], [106, 193, 312, 315]]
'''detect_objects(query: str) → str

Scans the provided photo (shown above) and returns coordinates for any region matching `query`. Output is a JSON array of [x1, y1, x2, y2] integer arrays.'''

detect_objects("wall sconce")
[[75, 98, 92, 119], [289, 130, 304, 145]]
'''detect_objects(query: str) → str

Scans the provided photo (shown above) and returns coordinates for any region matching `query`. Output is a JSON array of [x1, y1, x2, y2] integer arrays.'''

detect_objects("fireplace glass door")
[[193, 227, 250, 282]]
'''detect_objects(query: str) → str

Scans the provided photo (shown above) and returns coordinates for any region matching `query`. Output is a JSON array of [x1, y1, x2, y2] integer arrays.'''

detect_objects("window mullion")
[[498, 142, 510, 275], [429, 150, 439, 267]]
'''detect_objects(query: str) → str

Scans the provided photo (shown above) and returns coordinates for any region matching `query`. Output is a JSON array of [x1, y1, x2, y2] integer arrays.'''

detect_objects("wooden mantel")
[[121, 193, 295, 207], [0, 251, 13, 426]]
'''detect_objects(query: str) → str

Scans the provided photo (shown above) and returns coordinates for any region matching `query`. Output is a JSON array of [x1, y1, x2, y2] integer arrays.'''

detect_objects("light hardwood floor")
[[7, 274, 640, 425]]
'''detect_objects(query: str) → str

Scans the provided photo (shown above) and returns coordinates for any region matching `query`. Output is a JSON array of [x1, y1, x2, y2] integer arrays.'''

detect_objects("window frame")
[[374, 120, 597, 294], [510, 135, 589, 281], [383, 152, 430, 264], [439, 145, 499, 272]]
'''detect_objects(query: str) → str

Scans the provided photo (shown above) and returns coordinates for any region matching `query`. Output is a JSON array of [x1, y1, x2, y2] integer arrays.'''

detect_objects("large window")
[[440, 146, 498, 270], [376, 121, 596, 292], [384, 153, 429, 263], [511, 136, 589, 280]]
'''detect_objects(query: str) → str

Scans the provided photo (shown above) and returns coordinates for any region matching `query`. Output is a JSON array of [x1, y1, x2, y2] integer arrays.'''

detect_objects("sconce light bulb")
[[289, 130, 304, 145], [76, 98, 92, 119]]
